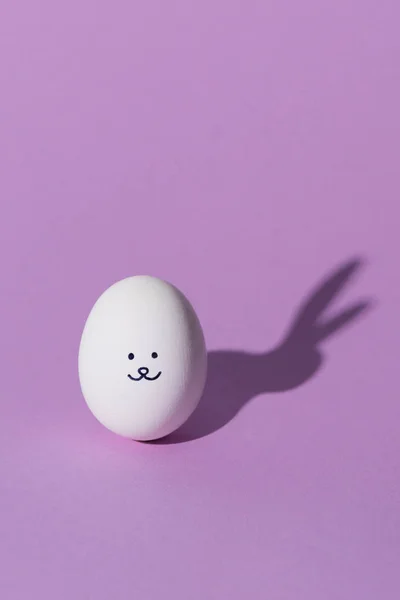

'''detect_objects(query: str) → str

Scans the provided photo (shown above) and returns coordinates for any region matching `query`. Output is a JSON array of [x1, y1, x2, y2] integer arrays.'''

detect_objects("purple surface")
[[0, 1, 399, 598]]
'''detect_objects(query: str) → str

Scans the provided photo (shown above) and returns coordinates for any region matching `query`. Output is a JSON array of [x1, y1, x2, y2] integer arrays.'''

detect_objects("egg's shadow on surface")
[[154, 258, 372, 444]]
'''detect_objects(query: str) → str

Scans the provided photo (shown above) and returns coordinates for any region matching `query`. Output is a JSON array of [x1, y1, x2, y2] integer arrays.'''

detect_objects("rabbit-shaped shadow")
[[157, 258, 371, 444]]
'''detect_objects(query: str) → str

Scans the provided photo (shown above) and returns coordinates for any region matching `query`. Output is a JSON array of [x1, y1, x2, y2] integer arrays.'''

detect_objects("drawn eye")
[[151, 352, 158, 359], [128, 353, 135, 360]]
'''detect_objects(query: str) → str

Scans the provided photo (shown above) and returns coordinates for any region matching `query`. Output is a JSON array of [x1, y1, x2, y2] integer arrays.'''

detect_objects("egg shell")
[[78, 276, 207, 441]]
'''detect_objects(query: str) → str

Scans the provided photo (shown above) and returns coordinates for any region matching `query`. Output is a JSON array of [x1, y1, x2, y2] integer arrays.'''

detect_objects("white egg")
[[78, 276, 207, 441]]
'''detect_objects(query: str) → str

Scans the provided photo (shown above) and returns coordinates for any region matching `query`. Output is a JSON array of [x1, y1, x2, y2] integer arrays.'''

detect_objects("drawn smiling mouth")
[[128, 369, 162, 382]]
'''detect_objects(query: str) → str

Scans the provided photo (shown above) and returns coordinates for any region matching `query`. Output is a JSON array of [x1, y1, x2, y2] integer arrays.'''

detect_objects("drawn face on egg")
[[127, 351, 162, 381]]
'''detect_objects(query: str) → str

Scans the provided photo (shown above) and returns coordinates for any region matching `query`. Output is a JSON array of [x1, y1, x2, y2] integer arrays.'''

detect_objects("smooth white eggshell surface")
[[78, 276, 207, 440]]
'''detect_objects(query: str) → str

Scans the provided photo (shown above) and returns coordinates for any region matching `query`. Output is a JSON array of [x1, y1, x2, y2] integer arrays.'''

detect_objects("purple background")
[[1, 1, 399, 598]]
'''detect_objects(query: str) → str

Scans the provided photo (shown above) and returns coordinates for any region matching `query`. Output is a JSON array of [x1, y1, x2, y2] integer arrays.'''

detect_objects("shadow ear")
[[283, 258, 365, 342], [313, 301, 371, 343]]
